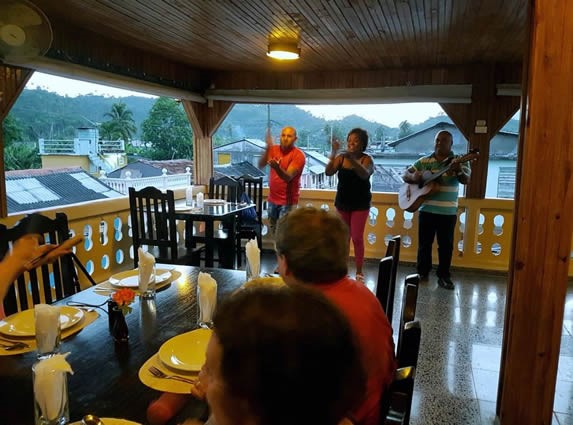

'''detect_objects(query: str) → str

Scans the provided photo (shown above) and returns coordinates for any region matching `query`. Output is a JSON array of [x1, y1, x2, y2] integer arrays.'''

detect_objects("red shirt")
[[315, 277, 396, 425], [267, 145, 306, 205]]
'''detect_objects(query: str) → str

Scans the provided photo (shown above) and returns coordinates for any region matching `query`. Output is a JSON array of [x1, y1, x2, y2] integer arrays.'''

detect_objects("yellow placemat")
[[94, 270, 181, 297], [139, 353, 198, 394], [0, 310, 99, 356]]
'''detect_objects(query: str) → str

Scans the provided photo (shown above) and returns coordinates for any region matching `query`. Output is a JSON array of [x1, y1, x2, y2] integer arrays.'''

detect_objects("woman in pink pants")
[[325, 128, 374, 282]]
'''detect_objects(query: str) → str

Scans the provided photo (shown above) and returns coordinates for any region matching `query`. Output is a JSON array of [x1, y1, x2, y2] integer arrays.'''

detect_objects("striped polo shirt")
[[412, 152, 471, 216]]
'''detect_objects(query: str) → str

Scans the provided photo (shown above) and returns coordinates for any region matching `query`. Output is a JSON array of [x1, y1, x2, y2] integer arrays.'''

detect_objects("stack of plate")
[[157, 328, 212, 373], [0, 306, 85, 338]]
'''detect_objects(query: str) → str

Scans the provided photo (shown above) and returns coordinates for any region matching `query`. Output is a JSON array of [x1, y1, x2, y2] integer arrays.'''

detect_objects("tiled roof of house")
[[6, 167, 123, 213]]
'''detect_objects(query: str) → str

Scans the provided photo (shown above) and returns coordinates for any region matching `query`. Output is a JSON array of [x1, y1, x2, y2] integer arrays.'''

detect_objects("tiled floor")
[[258, 252, 573, 425]]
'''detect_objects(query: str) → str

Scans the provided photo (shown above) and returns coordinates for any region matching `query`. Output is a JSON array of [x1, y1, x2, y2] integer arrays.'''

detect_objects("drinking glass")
[[33, 363, 69, 425], [139, 264, 157, 299], [35, 307, 61, 359], [197, 284, 216, 329]]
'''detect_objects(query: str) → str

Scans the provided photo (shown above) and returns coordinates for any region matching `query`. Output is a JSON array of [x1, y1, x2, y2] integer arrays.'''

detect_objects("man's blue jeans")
[[267, 202, 294, 237]]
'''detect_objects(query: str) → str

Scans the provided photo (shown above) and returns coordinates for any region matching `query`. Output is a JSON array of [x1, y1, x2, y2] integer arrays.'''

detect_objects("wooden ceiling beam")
[[208, 63, 522, 91]]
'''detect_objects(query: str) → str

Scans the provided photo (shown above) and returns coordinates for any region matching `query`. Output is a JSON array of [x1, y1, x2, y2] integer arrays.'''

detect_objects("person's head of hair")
[[275, 206, 349, 283], [348, 128, 369, 152], [209, 286, 366, 425]]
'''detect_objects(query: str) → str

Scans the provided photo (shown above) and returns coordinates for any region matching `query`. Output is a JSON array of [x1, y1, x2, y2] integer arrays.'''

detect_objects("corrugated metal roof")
[[6, 168, 123, 213]]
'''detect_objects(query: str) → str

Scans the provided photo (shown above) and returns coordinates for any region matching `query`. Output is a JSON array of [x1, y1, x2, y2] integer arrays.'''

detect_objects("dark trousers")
[[417, 211, 457, 278]]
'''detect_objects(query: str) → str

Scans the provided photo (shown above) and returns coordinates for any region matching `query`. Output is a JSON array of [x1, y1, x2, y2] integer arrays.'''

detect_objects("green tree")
[[374, 125, 385, 141], [141, 97, 193, 160], [3, 114, 40, 170], [102, 102, 137, 144], [398, 120, 413, 138]]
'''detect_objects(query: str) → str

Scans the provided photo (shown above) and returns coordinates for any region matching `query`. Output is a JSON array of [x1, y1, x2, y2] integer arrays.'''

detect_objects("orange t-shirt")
[[267, 145, 306, 205], [315, 277, 396, 425]]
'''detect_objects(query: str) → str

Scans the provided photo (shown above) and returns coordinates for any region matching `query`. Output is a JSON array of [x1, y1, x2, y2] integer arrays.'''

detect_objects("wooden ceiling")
[[19, 0, 528, 97]]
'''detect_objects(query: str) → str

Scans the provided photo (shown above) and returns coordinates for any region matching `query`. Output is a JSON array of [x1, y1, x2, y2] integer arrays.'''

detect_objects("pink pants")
[[337, 209, 369, 269]]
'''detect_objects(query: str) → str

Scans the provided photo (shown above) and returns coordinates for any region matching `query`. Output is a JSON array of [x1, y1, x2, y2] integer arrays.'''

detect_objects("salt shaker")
[[196, 192, 204, 208]]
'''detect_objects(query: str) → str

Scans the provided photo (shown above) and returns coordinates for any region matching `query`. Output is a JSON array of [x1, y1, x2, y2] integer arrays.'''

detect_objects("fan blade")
[[5, 3, 43, 27]]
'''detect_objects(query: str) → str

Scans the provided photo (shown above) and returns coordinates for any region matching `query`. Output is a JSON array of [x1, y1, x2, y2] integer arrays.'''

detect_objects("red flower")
[[112, 288, 136, 315]]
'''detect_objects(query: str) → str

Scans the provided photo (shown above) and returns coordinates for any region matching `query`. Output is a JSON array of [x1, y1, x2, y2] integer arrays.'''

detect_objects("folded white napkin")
[[33, 352, 73, 421], [34, 304, 61, 354], [198, 272, 217, 323], [245, 238, 260, 280], [138, 248, 156, 292]]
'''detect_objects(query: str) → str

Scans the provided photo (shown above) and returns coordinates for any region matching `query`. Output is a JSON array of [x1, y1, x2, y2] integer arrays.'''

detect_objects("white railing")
[[100, 168, 192, 194], [39, 138, 125, 155]]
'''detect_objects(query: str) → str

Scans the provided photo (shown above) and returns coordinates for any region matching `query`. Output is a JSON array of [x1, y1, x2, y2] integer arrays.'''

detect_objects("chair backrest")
[[382, 320, 421, 425], [384, 235, 401, 322], [209, 176, 241, 203], [0, 213, 81, 315], [396, 275, 420, 366], [129, 186, 178, 267], [239, 175, 263, 224], [376, 255, 394, 312]]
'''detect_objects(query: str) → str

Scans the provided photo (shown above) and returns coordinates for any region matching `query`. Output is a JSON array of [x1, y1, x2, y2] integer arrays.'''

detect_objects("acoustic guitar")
[[398, 148, 479, 212]]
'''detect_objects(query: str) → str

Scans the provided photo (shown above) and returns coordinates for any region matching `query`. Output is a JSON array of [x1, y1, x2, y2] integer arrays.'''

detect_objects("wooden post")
[[498, 1, 573, 423], [0, 65, 33, 217], [440, 65, 520, 199], [182, 100, 234, 185]]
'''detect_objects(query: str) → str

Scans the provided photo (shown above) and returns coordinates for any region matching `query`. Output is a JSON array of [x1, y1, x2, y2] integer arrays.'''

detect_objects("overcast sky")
[[27, 72, 446, 127]]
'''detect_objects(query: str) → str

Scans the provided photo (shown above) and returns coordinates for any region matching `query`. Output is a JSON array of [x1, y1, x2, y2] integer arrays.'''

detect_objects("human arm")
[[0, 234, 80, 301], [449, 159, 471, 185], [343, 153, 374, 180], [269, 149, 305, 183], [258, 128, 274, 169], [402, 166, 423, 184], [325, 138, 344, 176]]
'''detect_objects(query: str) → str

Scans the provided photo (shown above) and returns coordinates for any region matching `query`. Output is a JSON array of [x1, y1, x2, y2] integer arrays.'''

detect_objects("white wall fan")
[[0, 0, 52, 64]]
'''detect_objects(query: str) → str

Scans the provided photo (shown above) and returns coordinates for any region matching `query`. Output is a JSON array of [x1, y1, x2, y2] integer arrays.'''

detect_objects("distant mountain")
[[8, 88, 520, 145]]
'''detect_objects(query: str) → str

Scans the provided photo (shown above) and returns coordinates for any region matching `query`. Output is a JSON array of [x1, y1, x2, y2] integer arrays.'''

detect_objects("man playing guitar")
[[402, 130, 471, 290]]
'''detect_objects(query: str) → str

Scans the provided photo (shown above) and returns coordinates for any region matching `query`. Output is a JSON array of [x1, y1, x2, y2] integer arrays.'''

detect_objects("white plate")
[[0, 306, 85, 337], [159, 328, 212, 372], [109, 269, 172, 289], [203, 199, 226, 205]]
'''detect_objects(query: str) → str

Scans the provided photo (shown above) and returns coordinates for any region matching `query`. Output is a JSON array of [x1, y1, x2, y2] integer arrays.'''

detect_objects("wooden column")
[[182, 100, 234, 185], [440, 66, 520, 199], [0, 65, 33, 217], [498, 1, 573, 423]]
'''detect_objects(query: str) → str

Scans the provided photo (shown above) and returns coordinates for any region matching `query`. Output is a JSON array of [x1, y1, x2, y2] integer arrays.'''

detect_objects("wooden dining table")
[[0, 264, 247, 425]]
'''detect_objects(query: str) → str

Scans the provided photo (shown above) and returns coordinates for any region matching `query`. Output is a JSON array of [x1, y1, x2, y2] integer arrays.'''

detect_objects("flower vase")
[[112, 307, 129, 343]]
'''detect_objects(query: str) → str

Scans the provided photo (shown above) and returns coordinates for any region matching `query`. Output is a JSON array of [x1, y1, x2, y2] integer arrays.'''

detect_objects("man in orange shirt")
[[258, 126, 306, 237]]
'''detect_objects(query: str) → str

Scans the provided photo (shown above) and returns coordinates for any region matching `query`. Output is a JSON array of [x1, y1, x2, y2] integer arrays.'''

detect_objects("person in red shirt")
[[275, 206, 396, 425], [258, 126, 306, 238]]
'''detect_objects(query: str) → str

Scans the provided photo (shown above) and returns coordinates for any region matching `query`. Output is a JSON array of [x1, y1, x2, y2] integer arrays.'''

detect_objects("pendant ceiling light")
[[267, 41, 300, 60]]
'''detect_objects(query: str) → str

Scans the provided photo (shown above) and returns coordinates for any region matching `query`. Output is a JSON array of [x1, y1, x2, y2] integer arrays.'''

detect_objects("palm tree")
[[103, 102, 137, 145]]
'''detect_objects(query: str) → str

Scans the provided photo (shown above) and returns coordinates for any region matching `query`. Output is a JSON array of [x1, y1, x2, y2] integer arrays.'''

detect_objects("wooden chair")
[[396, 275, 420, 366], [383, 320, 421, 425], [384, 235, 401, 322], [129, 186, 202, 267], [376, 255, 394, 313], [235, 175, 263, 266], [208, 175, 241, 203], [0, 213, 88, 315]]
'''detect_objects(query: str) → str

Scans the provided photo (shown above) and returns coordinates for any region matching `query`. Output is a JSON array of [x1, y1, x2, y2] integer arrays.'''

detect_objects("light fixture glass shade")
[[267, 42, 300, 60]]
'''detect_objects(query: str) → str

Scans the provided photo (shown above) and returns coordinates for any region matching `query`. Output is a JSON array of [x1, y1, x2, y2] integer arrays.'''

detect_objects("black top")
[[334, 157, 372, 211]]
